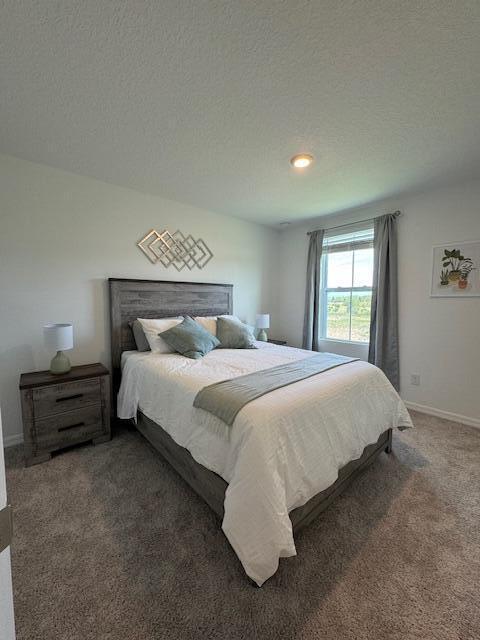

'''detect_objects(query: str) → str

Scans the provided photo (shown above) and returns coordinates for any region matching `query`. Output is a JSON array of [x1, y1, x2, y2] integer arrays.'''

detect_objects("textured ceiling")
[[1, 1, 480, 225]]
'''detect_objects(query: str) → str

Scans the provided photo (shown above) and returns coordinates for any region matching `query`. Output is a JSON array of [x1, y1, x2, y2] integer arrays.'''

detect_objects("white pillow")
[[194, 315, 242, 337], [137, 317, 183, 353], [194, 316, 218, 336]]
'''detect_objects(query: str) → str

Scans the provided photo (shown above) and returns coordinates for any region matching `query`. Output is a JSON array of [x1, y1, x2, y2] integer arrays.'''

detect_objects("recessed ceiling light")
[[290, 154, 314, 169]]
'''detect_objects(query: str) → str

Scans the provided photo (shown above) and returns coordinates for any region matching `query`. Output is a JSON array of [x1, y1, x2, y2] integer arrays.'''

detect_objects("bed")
[[109, 278, 412, 585]]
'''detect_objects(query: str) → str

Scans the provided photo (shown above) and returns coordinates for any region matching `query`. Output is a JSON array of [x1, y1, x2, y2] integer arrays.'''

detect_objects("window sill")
[[319, 337, 369, 347]]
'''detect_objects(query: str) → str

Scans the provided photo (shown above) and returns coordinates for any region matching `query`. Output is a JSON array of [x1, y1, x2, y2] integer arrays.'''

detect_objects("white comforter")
[[117, 342, 412, 585]]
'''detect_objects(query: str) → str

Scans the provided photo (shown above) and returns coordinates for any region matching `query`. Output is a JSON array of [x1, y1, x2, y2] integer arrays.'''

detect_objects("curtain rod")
[[306, 210, 401, 236]]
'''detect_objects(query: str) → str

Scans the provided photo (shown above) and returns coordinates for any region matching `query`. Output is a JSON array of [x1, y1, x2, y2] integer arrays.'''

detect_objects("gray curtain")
[[368, 213, 399, 389], [302, 229, 324, 351]]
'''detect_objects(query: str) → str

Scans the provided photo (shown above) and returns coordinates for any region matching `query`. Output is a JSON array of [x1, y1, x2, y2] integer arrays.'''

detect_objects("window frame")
[[319, 229, 374, 345]]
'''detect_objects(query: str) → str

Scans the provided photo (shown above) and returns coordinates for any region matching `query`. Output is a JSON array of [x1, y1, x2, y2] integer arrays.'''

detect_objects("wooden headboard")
[[109, 278, 233, 389]]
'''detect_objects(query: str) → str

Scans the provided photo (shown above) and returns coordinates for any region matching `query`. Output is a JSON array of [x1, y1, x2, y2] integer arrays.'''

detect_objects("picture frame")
[[430, 240, 480, 297]]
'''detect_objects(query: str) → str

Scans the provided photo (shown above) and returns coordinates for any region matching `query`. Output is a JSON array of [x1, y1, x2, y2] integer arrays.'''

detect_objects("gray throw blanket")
[[193, 353, 358, 426]]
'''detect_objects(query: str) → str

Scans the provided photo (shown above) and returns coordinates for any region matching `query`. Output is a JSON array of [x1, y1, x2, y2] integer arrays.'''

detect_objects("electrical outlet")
[[411, 374, 420, 386]]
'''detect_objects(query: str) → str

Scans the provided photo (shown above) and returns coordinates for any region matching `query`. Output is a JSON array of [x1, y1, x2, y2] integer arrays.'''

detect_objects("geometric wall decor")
[[137, 229, 214, 271]]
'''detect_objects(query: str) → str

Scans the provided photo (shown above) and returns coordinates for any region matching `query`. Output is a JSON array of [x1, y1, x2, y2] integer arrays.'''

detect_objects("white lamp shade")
[[256, 314, 270, 329], [44, 323, 73, 352]]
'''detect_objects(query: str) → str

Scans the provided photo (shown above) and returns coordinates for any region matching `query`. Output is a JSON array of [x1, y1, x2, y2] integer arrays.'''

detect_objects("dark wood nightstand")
[[19, 363, 111, 467], [268, 339, 287, 346]]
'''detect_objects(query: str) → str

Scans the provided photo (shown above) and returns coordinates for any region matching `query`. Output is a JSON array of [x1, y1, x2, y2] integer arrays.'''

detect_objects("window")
[[320, 225, 374, 343]]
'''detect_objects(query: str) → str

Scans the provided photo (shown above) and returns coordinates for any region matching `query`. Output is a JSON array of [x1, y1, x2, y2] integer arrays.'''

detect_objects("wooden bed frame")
[[109, 278, 392, 535]]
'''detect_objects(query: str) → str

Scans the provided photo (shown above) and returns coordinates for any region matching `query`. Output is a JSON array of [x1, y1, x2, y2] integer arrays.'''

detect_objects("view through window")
[[320, 226, 374, 343]]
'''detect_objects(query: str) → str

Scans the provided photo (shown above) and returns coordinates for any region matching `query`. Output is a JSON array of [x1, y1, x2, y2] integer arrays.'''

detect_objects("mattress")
[[118, 342, 412, 585]]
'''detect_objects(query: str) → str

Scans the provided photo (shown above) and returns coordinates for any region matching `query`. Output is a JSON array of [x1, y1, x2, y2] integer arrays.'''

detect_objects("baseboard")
[[3, 433, 24, 448], [3, 404, 477, 446], [404, 401, 480, 429]]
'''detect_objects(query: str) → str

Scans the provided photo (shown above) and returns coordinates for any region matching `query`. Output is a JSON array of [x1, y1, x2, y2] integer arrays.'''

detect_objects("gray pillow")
[[129, 320, 151, 352], [159, 316, 220, 359], [216, 316, 257, 349]]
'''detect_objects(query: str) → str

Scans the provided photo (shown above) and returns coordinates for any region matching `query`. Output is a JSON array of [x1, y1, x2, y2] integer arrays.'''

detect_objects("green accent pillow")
[[216, 316, 257, 349], [159, 316, 220, 359]]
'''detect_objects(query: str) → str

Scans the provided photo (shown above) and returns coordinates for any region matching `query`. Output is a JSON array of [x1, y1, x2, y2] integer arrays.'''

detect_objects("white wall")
[[276, 180, 480, 426], [1, 154, 479, 443], [0, 154, 280, 444]]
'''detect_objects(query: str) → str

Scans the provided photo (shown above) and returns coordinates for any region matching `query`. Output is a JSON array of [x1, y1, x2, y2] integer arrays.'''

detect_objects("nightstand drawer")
[[34, 405, 104, 449], [33, 378, 101, 418], [20, 363, 111, 466]]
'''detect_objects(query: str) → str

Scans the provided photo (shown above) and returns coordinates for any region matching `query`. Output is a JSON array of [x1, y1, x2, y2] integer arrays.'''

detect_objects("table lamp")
[[44, 323, 73, 374], [256, 314, 270, 342]]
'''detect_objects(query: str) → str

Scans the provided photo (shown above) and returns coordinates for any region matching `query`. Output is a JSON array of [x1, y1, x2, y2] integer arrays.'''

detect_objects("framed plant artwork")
[[431, 240, 480, 297]]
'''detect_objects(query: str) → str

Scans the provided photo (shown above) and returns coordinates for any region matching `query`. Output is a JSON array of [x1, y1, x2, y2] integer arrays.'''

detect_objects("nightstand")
[[19, 363, 111, 467], [268, 339, 287, 346]]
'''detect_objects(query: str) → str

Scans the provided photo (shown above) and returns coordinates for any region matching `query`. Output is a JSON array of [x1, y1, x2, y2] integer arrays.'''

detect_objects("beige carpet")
[[5, 411, 480, 640]]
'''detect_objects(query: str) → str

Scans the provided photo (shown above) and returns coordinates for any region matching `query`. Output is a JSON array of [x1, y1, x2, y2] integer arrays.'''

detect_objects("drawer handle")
[[58, 422, 85, 432], [56, 393, 83, 403]]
